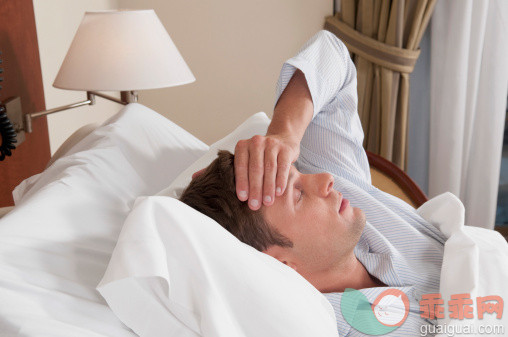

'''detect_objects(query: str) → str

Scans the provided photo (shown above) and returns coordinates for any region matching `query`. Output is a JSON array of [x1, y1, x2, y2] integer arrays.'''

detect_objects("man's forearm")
[[267, 69, 313, 144]]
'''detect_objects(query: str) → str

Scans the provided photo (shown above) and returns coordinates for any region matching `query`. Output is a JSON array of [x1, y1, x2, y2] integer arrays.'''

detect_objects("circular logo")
[[341, 288, 411, 335], [371, 289, 410, 327]]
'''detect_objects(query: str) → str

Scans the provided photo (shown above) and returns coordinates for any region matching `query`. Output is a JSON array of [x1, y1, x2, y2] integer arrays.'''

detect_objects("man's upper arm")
[[274, 30, 371, 186]]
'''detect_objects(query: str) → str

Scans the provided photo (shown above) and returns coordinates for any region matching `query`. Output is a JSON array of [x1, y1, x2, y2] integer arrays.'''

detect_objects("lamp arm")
[[25, 92, 96, 133], [24, 90, 137, 133]]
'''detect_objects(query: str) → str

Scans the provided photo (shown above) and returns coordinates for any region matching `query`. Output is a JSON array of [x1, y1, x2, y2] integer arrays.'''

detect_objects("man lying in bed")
[[180, 30, 446, 335]]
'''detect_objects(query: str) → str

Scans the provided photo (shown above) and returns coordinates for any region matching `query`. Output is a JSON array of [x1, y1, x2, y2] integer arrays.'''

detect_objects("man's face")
[[262, 166, 366, 281]]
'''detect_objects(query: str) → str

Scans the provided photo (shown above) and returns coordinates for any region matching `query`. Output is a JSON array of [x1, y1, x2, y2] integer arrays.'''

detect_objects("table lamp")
[[23, 9, 195, 133]]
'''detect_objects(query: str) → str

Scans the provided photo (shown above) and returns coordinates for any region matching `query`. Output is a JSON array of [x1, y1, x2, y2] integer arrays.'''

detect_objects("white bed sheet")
[[96, 191, 508, 337], [0, 104, 208, 336], [1, 102, 506, 336], [97, 196, 339, 337], [417, 192, 508, 335]]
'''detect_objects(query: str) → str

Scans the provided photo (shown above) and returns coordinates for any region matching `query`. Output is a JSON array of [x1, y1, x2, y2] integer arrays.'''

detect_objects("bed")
[[0, 105, 342, 336], [1, 103, 507, 337]]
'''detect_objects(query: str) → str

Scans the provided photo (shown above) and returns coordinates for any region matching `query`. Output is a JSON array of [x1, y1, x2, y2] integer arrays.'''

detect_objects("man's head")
[[180, 150, 293, 251], [180, 150, 366, 286], [261, 165, 366, 286]]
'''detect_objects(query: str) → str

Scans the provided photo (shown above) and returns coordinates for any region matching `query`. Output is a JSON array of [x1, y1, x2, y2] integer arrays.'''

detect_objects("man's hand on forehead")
[[233, 134, 300, 210], [192, 68, 313, 210], [189, 137, 298, 211]]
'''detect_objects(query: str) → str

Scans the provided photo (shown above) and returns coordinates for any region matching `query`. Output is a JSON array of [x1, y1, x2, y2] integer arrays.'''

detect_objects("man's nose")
[[317, 173, 334, 197]]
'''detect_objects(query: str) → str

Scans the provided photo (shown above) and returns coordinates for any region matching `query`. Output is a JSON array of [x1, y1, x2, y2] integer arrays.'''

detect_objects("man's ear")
[[192, 167, 206, 179], [262, 245, 298, 271]]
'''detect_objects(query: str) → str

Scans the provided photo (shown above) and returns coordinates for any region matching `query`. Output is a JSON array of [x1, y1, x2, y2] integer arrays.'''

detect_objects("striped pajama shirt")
[[274, 30, 445, 336]]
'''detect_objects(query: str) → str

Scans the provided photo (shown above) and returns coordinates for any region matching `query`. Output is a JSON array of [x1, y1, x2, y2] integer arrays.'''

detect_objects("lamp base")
[[121, 91, 138, 103]]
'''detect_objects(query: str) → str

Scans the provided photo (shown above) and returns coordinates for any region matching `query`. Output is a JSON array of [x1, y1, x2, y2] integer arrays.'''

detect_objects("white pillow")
[[14, 103, 209, 204], [97, 196, 339, 337], [0, 104, 209, 335], [156, 112, 270, 198]]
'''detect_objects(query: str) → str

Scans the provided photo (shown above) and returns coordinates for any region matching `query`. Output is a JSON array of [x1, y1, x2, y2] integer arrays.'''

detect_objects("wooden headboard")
[[367, 150, 428, 208], [0, 0, 51, 206]]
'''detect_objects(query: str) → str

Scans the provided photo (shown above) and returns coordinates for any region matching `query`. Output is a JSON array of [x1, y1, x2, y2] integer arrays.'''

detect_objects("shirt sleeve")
[[273, 30, 371, 186]]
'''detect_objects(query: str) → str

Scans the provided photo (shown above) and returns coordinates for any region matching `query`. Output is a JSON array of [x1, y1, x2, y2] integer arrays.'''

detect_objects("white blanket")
[[417, 192, 508, 336], [0, 104, 209, 336], [98, 196, 339, 337], [99, 192, 508, 337]]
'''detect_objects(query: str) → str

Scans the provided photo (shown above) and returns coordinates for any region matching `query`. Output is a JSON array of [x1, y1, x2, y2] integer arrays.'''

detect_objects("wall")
[[117, 0, 332, 145], [33, 0, 430, 193], [33, 0, 331, 153], [33, 0, 121, 154]]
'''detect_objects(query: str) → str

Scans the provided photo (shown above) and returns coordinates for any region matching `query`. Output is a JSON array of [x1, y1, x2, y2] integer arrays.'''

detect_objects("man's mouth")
[[339, 197, 349, 213]]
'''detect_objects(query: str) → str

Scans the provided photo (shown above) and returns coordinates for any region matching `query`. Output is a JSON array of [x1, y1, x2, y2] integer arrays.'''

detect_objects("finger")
[[234, 140, 249, 201], [192, 168, 206, 179], [276, 151, 292, 196], [262, 143, 278, 206], [247, 136, 265, 210]]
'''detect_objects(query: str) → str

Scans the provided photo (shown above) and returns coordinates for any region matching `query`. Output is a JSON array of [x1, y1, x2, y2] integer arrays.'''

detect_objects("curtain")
[[429, 0, 508, 229], [325, 0, 436, 171]]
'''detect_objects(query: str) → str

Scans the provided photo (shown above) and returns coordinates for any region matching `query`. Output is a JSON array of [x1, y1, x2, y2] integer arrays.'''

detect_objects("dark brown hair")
[[180, 150, 293, 251]]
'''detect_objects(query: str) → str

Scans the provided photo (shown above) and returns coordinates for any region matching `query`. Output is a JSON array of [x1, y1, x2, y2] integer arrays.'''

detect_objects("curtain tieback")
[[324, 15, 420, 74]]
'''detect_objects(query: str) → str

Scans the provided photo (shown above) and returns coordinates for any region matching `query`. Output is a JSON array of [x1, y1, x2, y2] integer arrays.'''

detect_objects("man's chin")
[[351, 207, 366, 238]]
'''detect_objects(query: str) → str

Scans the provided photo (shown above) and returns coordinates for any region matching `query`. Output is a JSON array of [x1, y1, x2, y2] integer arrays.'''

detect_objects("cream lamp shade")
[[53, 9, 195, 91]]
